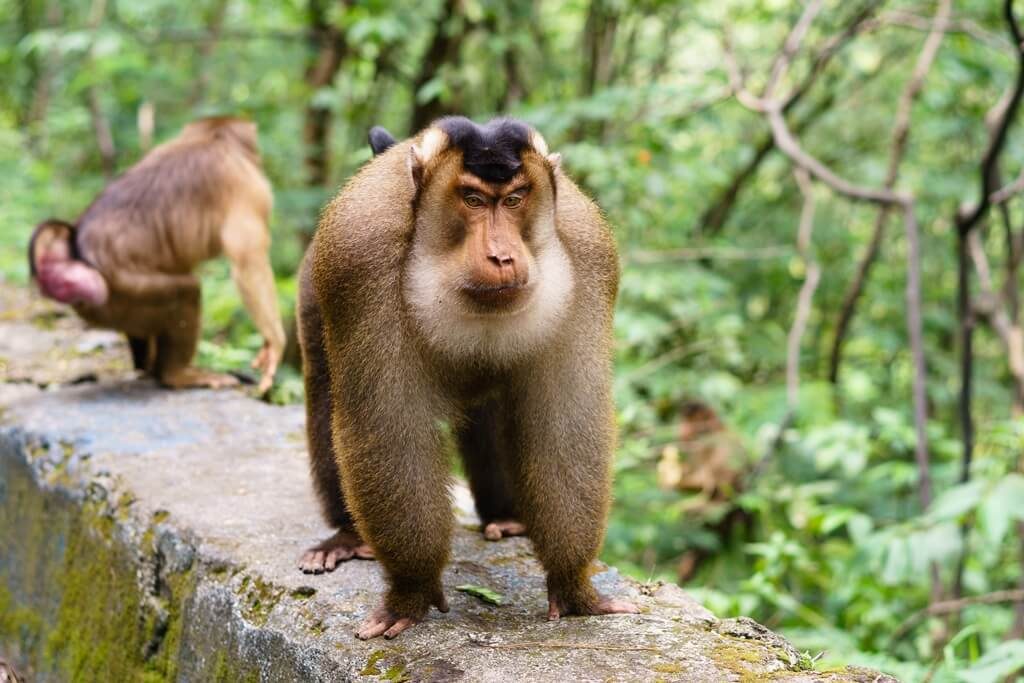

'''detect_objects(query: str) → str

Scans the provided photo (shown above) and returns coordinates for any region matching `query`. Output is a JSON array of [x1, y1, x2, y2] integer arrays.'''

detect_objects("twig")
[[950, 0, 1024, 606], [764, 0, 826, 99], [700, 0, 886, 235], [832, 0, 954, 384], [785, 168, 821, 413], [967, 231, 1024, 406], [893, 589, 1024, 641], [625, 246, 791, 264], [991, 167, 1024, 205], [85, 0, 115, 178], [878, 10, 1012, 53], [724, 2, 931, 502]]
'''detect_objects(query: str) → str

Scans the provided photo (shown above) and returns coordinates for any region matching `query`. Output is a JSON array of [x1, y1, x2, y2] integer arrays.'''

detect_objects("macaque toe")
[[298, 529, 374, 574], [356, 606, 421, 640], [596, 597, 641, 615], [483, 519, 527, 541], [547, 592, 640, 620], [161, 368, 240, 390]]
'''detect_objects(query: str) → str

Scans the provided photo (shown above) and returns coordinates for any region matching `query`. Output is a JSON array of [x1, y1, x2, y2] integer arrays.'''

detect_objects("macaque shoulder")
[[554, 174, 618, 293], [310, 144, 415, 289]]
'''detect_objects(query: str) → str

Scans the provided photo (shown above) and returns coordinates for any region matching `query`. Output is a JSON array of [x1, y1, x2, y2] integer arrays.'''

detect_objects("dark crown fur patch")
[[436, 116, 532, 184]]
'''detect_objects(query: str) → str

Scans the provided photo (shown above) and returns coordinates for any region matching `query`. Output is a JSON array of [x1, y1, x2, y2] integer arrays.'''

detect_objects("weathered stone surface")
[[0, 284, 898, 682]]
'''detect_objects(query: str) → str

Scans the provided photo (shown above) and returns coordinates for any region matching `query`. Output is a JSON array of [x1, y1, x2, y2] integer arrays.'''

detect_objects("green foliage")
[[2, 0, 1024, 679]]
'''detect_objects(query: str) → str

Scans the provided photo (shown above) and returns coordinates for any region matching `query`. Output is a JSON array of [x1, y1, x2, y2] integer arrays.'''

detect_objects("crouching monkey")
[[28, 117, 286, 392], [298, 116, 638, 639]]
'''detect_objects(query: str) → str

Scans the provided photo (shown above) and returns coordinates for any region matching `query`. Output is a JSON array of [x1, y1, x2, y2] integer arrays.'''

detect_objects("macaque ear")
[[29, 219, 109, 306], [408, 127, 448, 191], [528, 130, 561, 171], [368, 126, 397, 156]]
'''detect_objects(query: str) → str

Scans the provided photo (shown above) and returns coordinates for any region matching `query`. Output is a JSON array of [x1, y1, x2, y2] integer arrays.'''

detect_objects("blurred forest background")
[[2, 0, 1024, 679]]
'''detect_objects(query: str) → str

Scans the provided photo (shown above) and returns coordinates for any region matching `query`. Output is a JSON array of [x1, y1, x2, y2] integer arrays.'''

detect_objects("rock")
[[0, 284, 896, 682]]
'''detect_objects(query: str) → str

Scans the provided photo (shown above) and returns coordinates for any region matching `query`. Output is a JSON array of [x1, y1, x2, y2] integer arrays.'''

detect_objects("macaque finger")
[[483, 519, 527, 541]]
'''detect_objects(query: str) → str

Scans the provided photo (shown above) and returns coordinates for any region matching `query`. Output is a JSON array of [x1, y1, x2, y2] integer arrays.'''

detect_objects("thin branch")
[[893, 589, 1024, 641], [955, 2, 1024, 236], [764, 0, 827, 99], [991, 166, 1024, 205], [903, 202, 933, 512], [727, 0, 932, 530], [951, 0, 1024, 606], [764, 104, 909, 205], [830, 0, 949, 426], [968, 231, 1024, 407], [878, 10, 1012, 53], [85, 0, 114, 178], [625, 245, 792, 264], [785, 168, 821, 412]]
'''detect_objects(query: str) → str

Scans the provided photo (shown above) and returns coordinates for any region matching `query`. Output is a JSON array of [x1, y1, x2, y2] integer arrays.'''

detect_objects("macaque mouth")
[[459, 282, 531, 309]]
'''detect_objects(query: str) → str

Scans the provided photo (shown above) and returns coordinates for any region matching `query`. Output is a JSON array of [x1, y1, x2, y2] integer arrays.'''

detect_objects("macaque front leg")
[[511, 358, 639, 620], [333, 389, 454, 639], [222, 214, 286, 394]]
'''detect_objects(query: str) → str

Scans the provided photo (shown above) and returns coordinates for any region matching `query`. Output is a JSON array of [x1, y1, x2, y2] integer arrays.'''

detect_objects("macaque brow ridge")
[[436, 116, 532, 184]]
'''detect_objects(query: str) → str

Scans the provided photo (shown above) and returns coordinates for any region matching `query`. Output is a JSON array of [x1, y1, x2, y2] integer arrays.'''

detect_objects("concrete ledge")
[[0, 284, 895, 682]]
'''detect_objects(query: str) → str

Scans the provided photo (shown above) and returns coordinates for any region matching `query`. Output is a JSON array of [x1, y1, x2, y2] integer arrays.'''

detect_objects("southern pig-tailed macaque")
[[298, 116, 638, 639], [28, 117, 285, 392]]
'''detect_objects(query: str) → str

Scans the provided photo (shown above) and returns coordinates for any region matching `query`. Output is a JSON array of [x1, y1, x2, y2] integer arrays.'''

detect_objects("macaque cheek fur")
[[27, 117, 286, 393], [299, 115, 638, 640]]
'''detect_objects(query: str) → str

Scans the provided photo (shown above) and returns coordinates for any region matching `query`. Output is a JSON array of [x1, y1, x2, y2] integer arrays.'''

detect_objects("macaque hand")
[[252, 339, 281, 394]]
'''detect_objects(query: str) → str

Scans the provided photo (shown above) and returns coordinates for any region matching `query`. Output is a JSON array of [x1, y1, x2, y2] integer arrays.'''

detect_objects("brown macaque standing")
[[657, 400, 749, 582], [27, 117, 285, 392], [657, 401, 745, 501], [298, 116, 638, 639]]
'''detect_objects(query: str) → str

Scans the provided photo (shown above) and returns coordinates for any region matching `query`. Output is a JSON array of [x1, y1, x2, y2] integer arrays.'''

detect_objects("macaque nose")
[[488, 253, 515, 267]]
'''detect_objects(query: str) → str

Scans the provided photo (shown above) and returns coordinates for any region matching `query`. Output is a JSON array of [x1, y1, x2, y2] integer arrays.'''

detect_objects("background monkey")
[[28, 116, 286, 392], [299, 116, 638, 639]]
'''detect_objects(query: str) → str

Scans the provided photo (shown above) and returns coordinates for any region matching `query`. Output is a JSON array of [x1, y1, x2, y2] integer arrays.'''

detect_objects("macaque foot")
[[483, 518, 527, 541], [298, 529, 374, 573], [356, 593, 449, 640], [160, 367, 240, 389], [547, 591, 640, 621]]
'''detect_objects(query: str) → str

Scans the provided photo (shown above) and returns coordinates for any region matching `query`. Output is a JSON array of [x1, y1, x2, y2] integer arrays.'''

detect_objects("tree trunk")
[[302, 0, 348, 188], [408, 0, 462, 132]]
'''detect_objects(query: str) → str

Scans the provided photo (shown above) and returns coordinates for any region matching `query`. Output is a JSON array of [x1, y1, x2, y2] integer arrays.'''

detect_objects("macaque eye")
[[503, 195, 523, 208], [463, 193, 486, 209]]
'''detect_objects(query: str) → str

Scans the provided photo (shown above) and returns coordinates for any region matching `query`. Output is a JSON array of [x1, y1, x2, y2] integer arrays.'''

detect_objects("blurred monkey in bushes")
[[28, 117, 285, 392]]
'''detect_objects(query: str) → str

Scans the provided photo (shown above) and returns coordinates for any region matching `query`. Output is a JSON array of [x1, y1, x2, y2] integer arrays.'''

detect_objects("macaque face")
[[427, 155, 558, 316], [403, 120, 572, 361]]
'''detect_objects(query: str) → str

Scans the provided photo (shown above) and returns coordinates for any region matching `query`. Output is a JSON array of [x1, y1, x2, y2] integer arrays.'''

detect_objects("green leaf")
[[957, 640, 1024, 683], [928, 481, 985, 522], [979, 474, 1024, 546], [455, 584, 504, 606]]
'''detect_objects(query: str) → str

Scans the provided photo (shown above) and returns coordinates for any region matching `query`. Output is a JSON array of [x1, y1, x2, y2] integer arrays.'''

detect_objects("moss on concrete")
[[0, 443, 262, 683], [237, 573, 284, 626]]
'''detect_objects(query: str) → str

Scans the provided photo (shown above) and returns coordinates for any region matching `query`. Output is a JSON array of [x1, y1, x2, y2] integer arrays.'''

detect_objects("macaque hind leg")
[[127, 335, 157, 374], [297, 268, 372, 573], [510, 351, 639, 620], [154, 290, 238, 389], [458, 400, 527, 541]]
